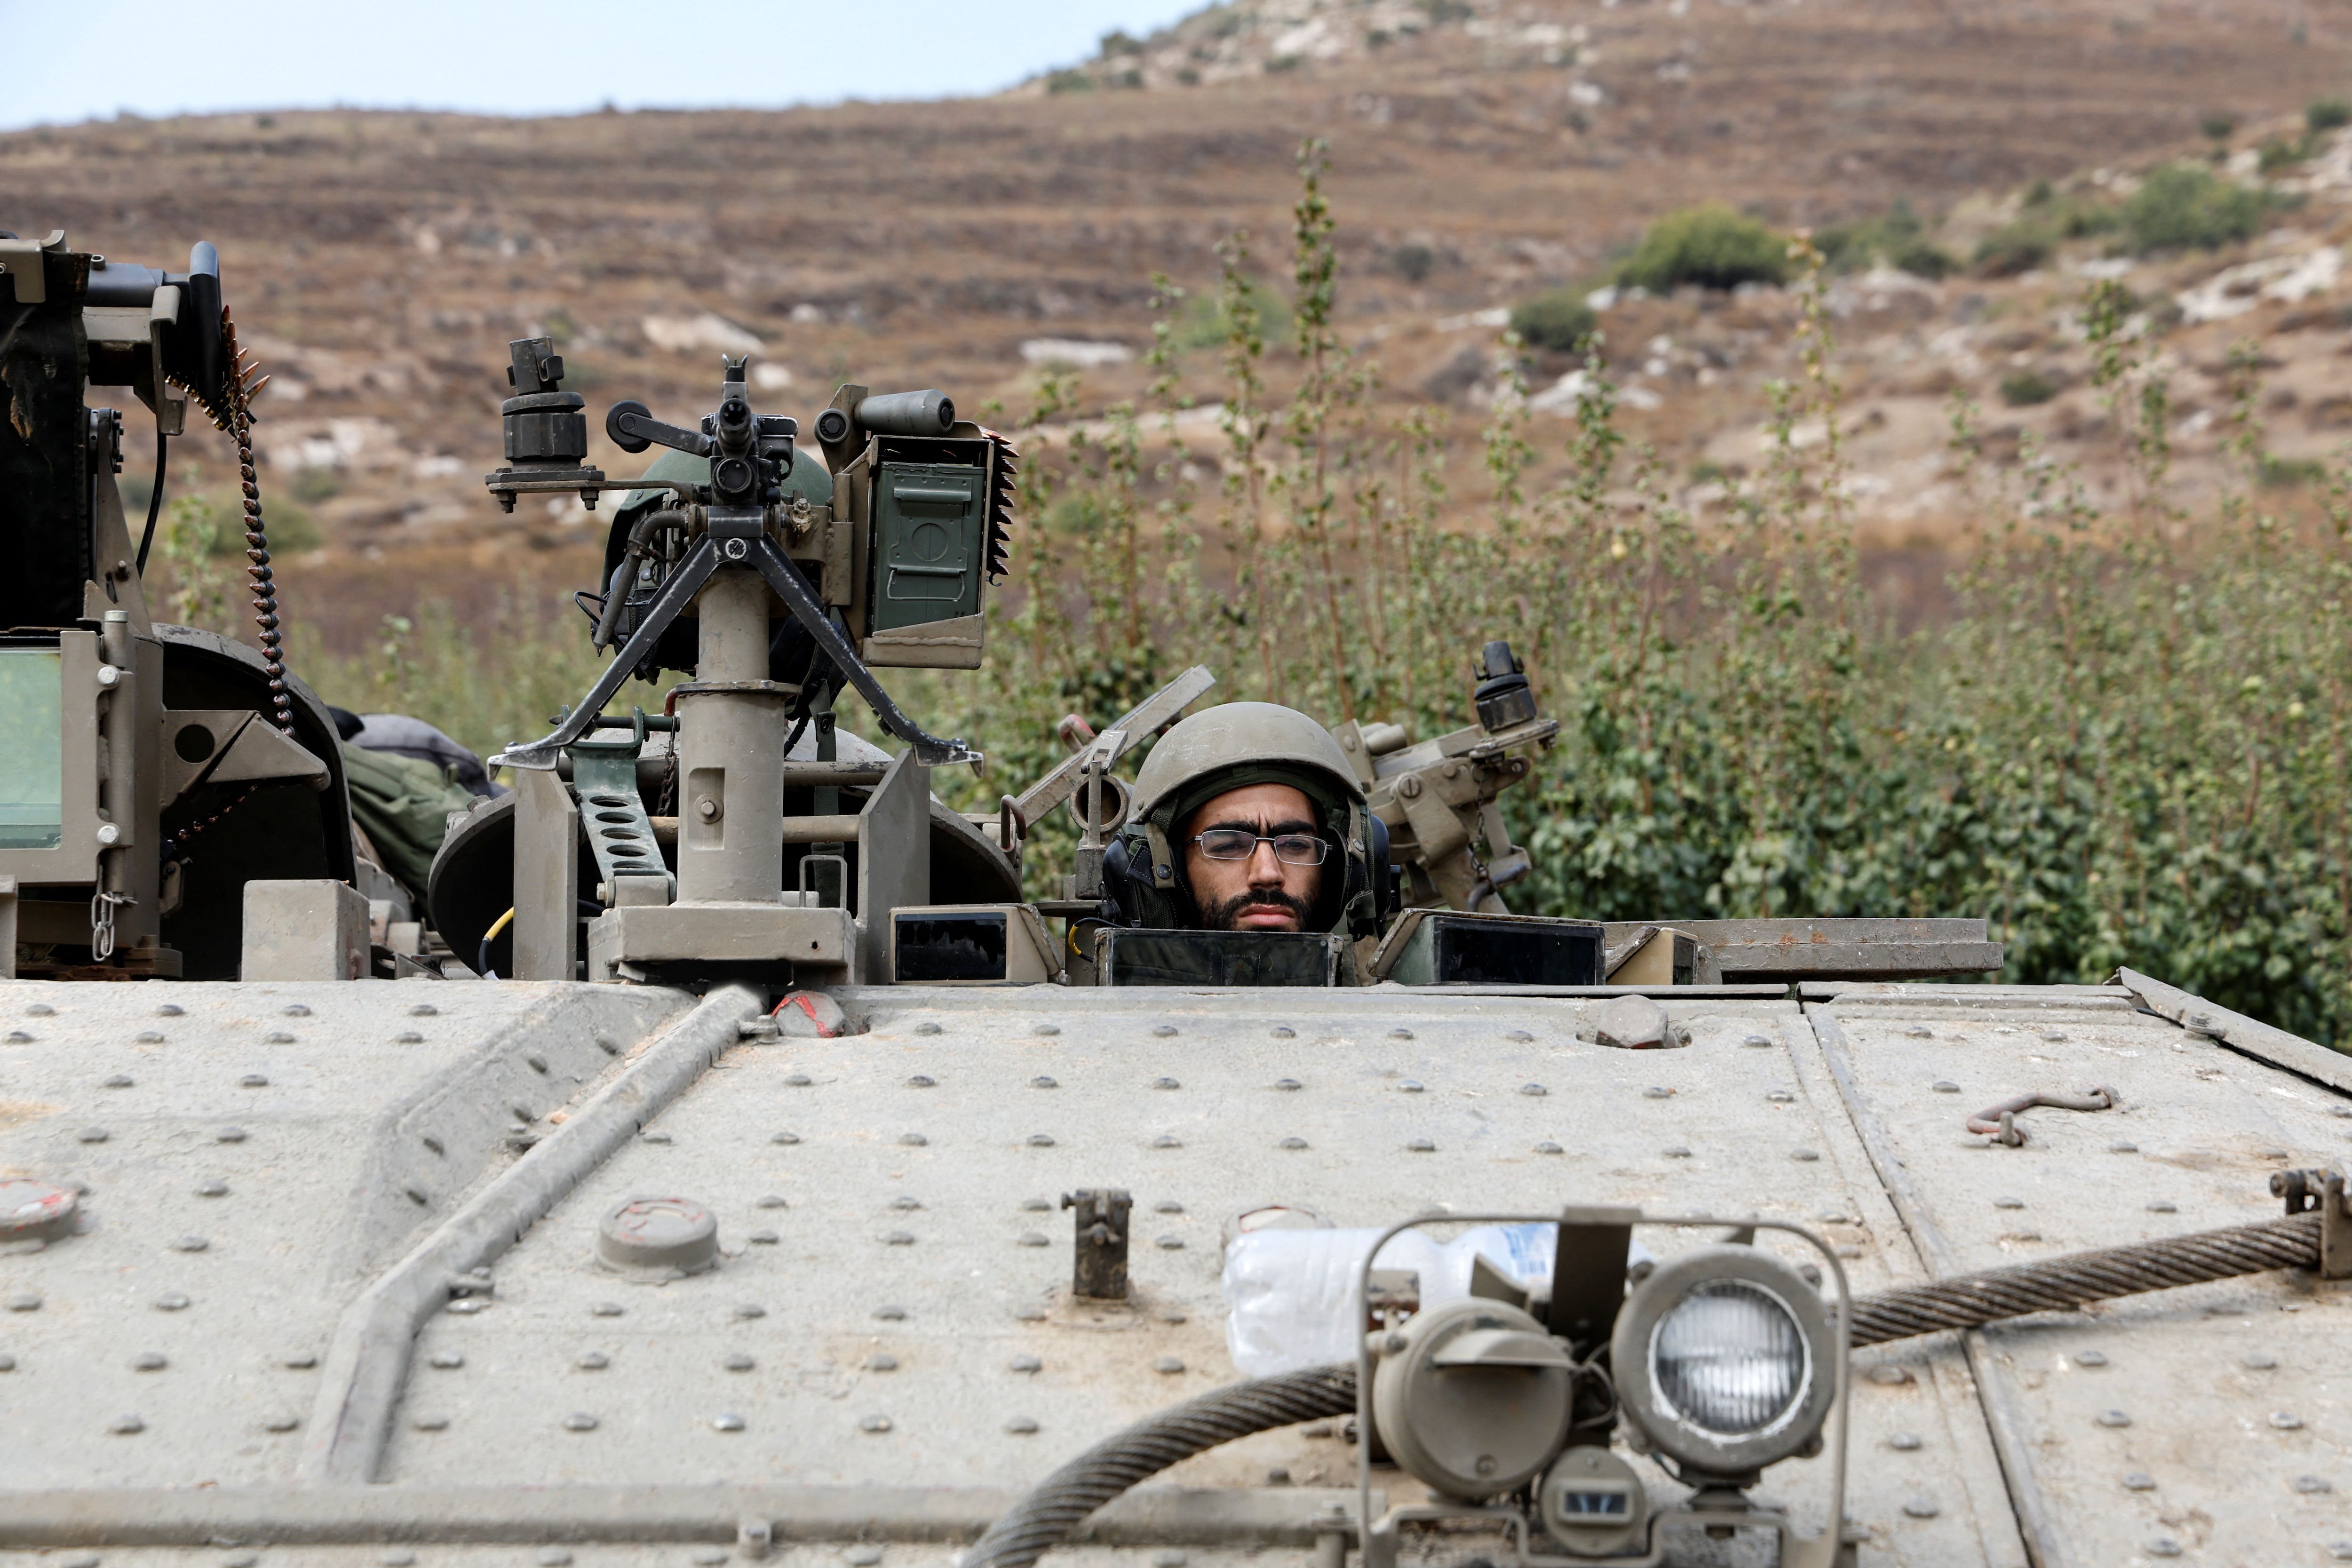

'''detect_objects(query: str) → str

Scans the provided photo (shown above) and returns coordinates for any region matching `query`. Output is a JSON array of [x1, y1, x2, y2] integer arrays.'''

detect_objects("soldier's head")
[[1115, 702, 1374, 935]]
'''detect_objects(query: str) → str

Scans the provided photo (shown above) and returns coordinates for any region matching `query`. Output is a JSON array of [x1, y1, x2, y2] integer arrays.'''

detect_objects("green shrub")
[[1973, 226, 2053, 277], [2258, 136, 2304, 175], [288, 465, 343, 504], [1045, 70, 1096, 94], [1817, 200, 1960, 279], [2258, 453, 2327, 487], [1390, 243, 1436, 283], [2201, 112, 2238, 143], [2126, 164, 2265, 254], [1999, 369, 2058, 406], [2307, 97, 2351, 134], [1615, 204, 1787, 292], [1508, 287, 1597, 353]]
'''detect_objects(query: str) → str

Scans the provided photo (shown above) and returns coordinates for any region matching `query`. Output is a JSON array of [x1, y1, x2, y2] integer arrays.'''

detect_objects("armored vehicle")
[[4, 231, 2348, 1568]]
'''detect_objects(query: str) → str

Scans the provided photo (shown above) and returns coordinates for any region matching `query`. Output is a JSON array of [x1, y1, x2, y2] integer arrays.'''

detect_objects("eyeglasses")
[[1192, 829, 1328, 866]]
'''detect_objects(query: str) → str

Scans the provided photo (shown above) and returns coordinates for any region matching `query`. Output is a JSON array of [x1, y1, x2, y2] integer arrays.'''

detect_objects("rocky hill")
[[7, 0, 2352, 652]]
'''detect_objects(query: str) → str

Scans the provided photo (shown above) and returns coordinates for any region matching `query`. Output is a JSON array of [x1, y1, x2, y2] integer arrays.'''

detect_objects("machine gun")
[[469, 341, 1016, 983], [0, 229, 349, 981]]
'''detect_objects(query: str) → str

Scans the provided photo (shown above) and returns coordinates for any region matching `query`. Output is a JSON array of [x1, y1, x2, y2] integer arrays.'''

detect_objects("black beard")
[[1200, 886, 1314, 932]]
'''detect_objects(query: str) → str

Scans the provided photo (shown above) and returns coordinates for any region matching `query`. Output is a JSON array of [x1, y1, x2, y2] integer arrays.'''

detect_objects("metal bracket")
[[1965, 1086, 2118, 1146], [2272, 1167, 2350, 1278], [1062, 1188, 1132, 1300], [493, 532, 977, 771], [567, 712, 670, 906]]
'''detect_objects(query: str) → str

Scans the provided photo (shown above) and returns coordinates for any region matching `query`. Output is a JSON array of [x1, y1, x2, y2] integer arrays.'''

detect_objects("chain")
[[88, 890, 133, 962], [215, 306, 292, 732]]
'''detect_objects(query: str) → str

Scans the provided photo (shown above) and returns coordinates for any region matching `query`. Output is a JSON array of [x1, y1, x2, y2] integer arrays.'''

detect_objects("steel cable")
[[1847, 1211, 2321, 1345], [962, 1214, 2323, 1568], [961, 1365, 1355, 1568]]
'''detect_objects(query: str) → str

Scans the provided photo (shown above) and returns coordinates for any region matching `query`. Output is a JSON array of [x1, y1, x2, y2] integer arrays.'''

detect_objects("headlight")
[[1612, 1246, 1835, 1476]]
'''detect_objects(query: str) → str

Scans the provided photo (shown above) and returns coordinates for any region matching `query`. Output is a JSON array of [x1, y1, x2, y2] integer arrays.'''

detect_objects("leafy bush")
[[1973, 188, 2122, 276], [1615, 204, 1788, 292], [2126, 164, 2265, 254], [2258, 137, 2304, 175], [1508, 287, 1597, 353], [2258, 453, 2327, 488], [1389, 243, 1436, 283], [2201, 112, 2238, 143], [1999, 369, 2057, 406], [1816, 200, 1957, 279], [2308, 97, 2351, 134], [1973, 227, 2053, 277], [1045, 70, 1095, 94]]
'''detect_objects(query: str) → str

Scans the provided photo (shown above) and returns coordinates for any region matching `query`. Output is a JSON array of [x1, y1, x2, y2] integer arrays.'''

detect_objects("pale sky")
[[0, 0, 1207, 130]]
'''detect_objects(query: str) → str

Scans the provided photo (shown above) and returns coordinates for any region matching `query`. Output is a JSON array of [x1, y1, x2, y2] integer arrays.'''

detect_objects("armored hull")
[[4, 972, 2346, 1568]]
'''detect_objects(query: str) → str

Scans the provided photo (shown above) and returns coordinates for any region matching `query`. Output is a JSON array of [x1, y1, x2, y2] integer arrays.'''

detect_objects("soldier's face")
[[1182, 783, 1324, 932]]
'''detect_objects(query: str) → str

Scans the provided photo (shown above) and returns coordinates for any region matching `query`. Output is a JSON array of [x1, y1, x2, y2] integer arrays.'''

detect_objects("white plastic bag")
[[1221, 1222, 1561, 1377]]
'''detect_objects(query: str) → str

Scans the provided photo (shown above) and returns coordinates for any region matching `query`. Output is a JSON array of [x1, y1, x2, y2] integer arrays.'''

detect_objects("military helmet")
[[1110, 702, 1384, 937]]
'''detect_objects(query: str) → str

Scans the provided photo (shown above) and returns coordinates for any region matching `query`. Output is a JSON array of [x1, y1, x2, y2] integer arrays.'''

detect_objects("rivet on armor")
[[1274, 1077, 1302, 1091], [2122, 1472, 2156, 1490], [429, 1352, 463, 1369], [1152, 1134, 1181, 1148], [1400, 1080, 1423, 1093], [907, 1075, 936, 1087], [1535, 1141, 1564, 1155], [590, 1302, 624, 1317], [712, 1413, 746, 1432], [2271, 1411, 2304, 1429], [914, 1021, 943, 1035], [1280, 1136, 1309, 1150], [154, 1293, 190, 1312], [1406, 1138, 1436, 1153], [1271, 1027, 1295, 1039], [2147, 1200, 2177, 1213], [173, 1234, 209, 1252], [1901, 1497, 1938, 1519], [1031, 1075, 1057, 1089], [1889, 1433, 1923, 1451], [724, 1353, 755, 1372], [2244, 1352, 2278, 1369], [1664, 1146, 1692, 1159], [563, 1413, 598, 1432], [239, 1074, 268, 1088], [1152, 1025, 1178, 1037], [1643, 1087, 1672, 1100], [1018, 1232, 1048, 1247], [283, 1352, 318, 1369], [859, 1415, 891, 1433], [411, 1414, 449, 1432], [1033, 1023, 1061, 1036], [217, 1126, 247, 1142], [1154, 1356, 1184, 1374], [408, 1004, 437, 1017], [2097, 1409, 2131, 1427], [264, 1032, 295, 1045], [1520, 1082, 1547, 1097], [1153, 1077, 1180, 1090], [1157, 1234, 1185, 1249], [1742, 1034, 1772, 1048], [1505, 1029, 1534, 1043], [136, 1031, 165, 1043], [396, 1031, 424, 1044], [109, 1414, 145, 1434], [1904, 1026, 1933, 1038], [577, 1352, 610, 1370], [784, 1073, 812, 1086], [772, 1131, 801, 1145], [874, 1305, 907, 1321], [749, 1230, 779, 1244], [1005, 1416, 1039, 1434], [76, 1126, 109, 1144], [1388, 1028, 1414, 1040], [2075, 1350, 2108, 1367], [1994, 1196, 2024, 1210], [898, 1133, 927, 1147], [733, 1303, 768, 1318], [131, 1351, 166, 1371], [868, 1353, 898, 1371], [1009, 1354, 1041, 1372], [1027, 1133, 1055, 1147]]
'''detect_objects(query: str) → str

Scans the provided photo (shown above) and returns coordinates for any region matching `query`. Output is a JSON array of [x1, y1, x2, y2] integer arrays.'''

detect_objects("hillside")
[[7, 0, 2352, 652]]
